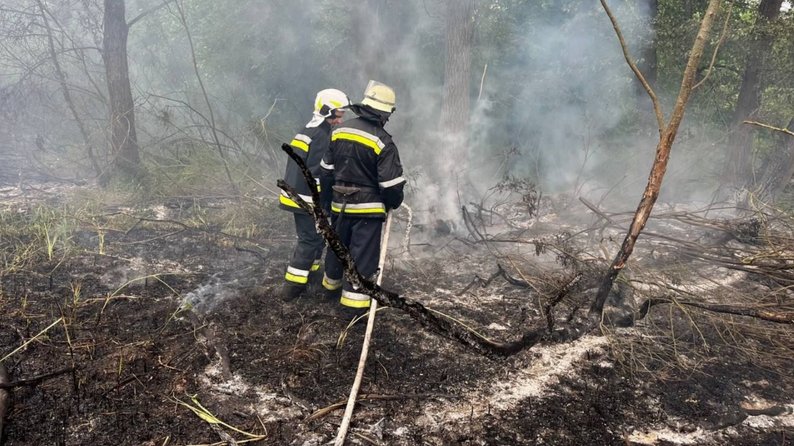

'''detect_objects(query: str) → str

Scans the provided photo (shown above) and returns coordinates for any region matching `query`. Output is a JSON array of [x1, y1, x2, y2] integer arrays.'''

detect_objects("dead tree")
[[591, 0, 723, 319]]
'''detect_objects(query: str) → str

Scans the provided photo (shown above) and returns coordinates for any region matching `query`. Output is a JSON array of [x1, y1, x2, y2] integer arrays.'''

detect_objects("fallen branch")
[[634, 298, 794, 325], [462, 205, 487, 241], [545, 273, 583, 333], [278, 143, 547, 358], [0, 366, 74, 390], [458, 267, 503, 296]]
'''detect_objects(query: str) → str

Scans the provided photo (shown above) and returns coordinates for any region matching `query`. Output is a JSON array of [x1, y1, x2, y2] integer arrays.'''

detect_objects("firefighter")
[[320, 80, 406, 314], [280, 88, 351, 300]]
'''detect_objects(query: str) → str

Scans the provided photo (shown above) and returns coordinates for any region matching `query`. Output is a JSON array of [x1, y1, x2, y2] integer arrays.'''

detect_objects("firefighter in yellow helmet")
[[279, 88, 350, 300], [320, 81, 406, 315]]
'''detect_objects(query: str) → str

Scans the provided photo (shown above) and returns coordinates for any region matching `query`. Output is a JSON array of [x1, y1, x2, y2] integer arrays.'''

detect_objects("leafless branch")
[[599, 0, 665, 134], [693, 2, 733, 91], [127, 0, 177, 28], [743, 120, 794, 138]]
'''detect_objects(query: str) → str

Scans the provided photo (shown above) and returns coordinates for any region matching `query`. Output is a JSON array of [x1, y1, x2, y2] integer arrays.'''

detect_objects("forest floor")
[[0, 181, 793, 446]]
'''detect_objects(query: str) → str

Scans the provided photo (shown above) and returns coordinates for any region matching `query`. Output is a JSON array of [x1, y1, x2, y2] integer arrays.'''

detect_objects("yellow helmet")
[[361, 80, 396, 113]]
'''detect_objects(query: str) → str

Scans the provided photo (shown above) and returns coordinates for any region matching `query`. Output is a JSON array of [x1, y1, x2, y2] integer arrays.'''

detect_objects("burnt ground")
[[0, 184, 793, 446]]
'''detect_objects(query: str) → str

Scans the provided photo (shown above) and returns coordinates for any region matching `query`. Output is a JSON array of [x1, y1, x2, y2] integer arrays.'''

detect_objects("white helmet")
[[361, 80, 396, 113], [315, 88, 350, 117], [307, 88, 350, 128]]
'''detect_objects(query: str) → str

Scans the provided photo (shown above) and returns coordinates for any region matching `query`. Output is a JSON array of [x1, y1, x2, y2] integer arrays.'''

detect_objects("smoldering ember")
[[0, 1, 793, 445]]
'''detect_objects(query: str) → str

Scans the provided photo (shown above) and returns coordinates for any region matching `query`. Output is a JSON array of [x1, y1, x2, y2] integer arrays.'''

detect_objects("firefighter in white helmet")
[[320, 81, 406, 315], [279, 88, 351, 300]]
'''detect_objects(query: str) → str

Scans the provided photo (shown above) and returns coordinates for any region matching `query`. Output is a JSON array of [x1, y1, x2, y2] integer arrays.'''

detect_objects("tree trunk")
[[591, 0, 722, 319], [437, 0, 475, 218], [439, 0, 474, 147], [723, 0, 783, 186], [102, 0, 140, 181]]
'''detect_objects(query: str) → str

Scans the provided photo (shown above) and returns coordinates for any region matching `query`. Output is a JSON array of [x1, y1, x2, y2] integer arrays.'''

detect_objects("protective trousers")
[[284, 213, 324, 287], [322, 216, 383, 308]]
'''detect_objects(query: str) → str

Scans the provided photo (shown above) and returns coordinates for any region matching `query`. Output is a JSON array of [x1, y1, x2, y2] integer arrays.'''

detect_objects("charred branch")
[[631, 298, 794, 326], [0, 366, 74, 390], [545, 273, 582, 333], [278, 143, 549, 358]]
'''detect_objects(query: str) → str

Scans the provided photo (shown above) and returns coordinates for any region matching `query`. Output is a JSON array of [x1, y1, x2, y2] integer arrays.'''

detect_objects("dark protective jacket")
[[279, 120, 334, 213], [320, 105, 405, 218]]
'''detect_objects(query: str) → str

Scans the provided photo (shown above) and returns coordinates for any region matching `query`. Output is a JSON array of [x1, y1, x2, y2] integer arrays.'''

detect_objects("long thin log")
[[634, 298, 793, 325], [0, 366, 75, 390], [278, 144, 545, 358]]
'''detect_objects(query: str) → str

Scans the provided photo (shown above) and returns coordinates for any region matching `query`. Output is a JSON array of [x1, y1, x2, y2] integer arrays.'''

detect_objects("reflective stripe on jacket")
[[279, 120, 332, 213]]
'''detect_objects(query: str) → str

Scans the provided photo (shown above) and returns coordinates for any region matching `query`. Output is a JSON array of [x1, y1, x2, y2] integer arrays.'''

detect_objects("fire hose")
[[334, 210, 393, 446]]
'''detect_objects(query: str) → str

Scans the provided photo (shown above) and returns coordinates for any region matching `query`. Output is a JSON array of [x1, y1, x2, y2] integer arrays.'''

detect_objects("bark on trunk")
[[439, 0, 474, 143], [437, 0, 475, 217], [102, 0, 140, 180], [591, 0, 722, 319]]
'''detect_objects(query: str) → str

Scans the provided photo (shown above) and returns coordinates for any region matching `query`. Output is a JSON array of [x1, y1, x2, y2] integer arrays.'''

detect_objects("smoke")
[[368, 2, 658, 222], [0, 0, 724, 213]]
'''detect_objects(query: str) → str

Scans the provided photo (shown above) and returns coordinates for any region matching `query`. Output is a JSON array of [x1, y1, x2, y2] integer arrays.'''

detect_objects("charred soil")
[[0, 190, 792, 446]]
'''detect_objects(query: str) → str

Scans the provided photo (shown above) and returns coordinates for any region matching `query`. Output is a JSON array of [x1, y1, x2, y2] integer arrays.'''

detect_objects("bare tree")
[[590, 0, 723, 319]]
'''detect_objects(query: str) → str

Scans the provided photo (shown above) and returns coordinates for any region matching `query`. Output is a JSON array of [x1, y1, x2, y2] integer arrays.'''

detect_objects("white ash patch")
[[627, 427, 711, 445], [416, 335, 608, 427], [743, 404, 794, 429], [201, 363, 252, 395], [181, 276, 239, 313], [151, 204, 168, 220], [486, 322, 509, 331], [199, 363, 304, 423]]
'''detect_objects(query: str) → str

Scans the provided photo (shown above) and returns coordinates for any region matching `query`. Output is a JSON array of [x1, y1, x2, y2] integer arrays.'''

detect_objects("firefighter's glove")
[[383, 188, 403, 211]]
